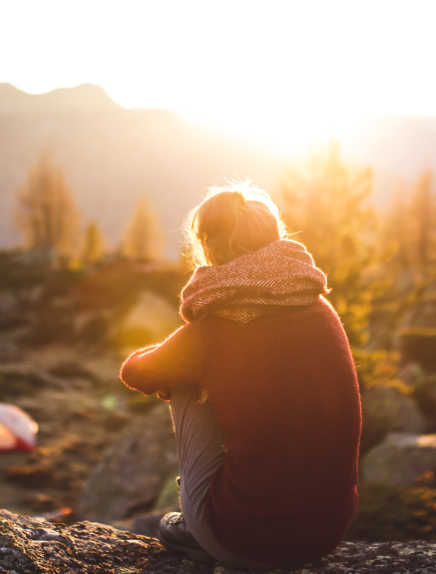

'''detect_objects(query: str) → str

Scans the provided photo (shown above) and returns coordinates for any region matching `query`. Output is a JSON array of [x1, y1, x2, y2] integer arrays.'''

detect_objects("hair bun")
[[186, 181, 286, 266], [233, 191, 245, 205]]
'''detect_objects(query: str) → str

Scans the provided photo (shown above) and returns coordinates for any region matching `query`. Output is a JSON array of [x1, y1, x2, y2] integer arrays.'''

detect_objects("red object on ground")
[[0, 403, 38, 452], [120, 297, 361, 566]]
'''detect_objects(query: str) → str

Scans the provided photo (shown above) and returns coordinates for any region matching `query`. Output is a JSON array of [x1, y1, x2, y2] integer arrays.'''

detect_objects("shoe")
[[158, 512, 216, 564]]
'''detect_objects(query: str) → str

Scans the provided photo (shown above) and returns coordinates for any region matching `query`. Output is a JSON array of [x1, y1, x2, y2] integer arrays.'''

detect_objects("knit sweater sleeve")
[[119, 320, 204, 396]]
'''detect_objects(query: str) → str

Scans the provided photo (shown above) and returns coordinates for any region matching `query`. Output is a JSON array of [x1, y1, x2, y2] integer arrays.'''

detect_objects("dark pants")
[[169, 385, 275, 569]]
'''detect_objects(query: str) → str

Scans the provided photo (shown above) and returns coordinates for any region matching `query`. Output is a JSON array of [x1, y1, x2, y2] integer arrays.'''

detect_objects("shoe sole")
[[158, 533, 216, 564]]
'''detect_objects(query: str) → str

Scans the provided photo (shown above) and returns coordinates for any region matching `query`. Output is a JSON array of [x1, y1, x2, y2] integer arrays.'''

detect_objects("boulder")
[[397, 362, 426, 387], [77, 402, 179, 524], [74, 309, 113, 345], [0, 363, 68, 390], [0, 340, 23, 363], [1, 509, 436, 573], [360, 432, 436, 486], [411, 375, 436, 419], [120, 290, 181, 348], [0, 291, 22, 328], [360, 385, 427, 453]]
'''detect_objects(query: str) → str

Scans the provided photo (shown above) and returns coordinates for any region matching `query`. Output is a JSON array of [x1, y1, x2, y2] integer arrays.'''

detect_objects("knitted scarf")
[[180, 239, 328, 324]]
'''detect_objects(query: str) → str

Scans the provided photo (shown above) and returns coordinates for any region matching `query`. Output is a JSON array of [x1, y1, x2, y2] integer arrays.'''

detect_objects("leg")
[[169, 385, 275, 570]]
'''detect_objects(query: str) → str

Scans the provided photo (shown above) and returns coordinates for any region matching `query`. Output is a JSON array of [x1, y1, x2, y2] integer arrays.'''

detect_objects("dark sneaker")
[[158, 512, 216, 564]]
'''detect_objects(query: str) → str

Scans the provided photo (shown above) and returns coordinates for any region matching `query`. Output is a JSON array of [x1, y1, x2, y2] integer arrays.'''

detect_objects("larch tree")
[[82, 221, 106, 265], [410, 170, 436, 272], [380, 186, 412, 273], [122, 196, 164, 261], [281, 140, 377, 346], [382, 171, 436, 275], [15, 151, 81, 260]]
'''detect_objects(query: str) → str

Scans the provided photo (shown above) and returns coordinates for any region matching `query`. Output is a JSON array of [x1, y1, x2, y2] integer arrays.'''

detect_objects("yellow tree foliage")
[[82, 221, 106, 265], [281, 140, 377, 346], [380, 186, 411, 271], [411, 170, 436, 271], [16, 151, 81, 259], [122, 197, 164, 261]]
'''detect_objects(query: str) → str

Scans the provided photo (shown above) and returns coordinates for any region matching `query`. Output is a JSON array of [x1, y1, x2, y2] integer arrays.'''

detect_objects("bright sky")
[[1, 0, 436, 152]]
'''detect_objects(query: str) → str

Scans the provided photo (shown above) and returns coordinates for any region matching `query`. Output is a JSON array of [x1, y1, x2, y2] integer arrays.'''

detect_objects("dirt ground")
[[0, 343, 154, 523]]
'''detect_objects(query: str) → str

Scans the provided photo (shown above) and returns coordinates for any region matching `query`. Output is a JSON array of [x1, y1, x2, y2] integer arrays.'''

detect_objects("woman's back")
[[121, 182, 362, 568], [192, 297, 361, 564]]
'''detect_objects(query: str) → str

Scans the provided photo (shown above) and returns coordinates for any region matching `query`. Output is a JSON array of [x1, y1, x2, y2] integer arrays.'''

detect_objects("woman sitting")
[[120, 182, 361, 569]]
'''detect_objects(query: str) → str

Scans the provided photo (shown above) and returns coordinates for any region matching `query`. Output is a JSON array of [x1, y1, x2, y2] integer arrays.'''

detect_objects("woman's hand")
[[157, 388, 171, 401]]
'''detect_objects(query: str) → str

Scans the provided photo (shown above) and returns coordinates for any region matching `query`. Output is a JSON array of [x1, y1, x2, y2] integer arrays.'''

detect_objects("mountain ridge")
[[0, 83, 119, 113], [0, 83, 284, 257], [1, 83, 436, 257]]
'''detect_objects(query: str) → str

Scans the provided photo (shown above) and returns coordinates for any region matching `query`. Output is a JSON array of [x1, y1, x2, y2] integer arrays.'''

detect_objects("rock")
[[77, 402, 179, 524], [0, 291, 21, 328], [398, 362, 426, 387], [360, 432, 436, 486], [1, 509, 436, 573], [345, 482, 436, 541], [413, 377, 436, 424], [120, 290, 181, 347], [360, 385, 427, 453], [112, 509, 174, 539], [74, 309, 113, 345], [0, 341, 23, 363], [133, 510, 167, 538], [0, 364, 67, 390], [47, 360, 101, 384]]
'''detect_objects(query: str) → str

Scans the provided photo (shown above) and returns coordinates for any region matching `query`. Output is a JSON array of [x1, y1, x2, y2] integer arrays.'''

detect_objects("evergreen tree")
[[15, 151, 81, 260], [411, 170, 436, 272], [382, 170, 436, 275], [380, 186, 411, 272], [281, 140, 377, 346], [82, 221, 106, 264], [122, 197, 163, 261]]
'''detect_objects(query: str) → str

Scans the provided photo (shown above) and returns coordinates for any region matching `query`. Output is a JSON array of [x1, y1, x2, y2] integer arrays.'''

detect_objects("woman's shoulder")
[[279, 296, 347, 334], [195, 296, 342, 332]]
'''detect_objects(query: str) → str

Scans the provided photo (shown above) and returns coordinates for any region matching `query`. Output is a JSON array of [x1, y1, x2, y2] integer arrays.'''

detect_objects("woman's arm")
[[119, 321, 204, 396]]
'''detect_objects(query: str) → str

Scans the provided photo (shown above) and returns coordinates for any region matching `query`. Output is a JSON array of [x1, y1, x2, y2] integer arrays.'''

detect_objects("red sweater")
[[120, 296, 361, 566]]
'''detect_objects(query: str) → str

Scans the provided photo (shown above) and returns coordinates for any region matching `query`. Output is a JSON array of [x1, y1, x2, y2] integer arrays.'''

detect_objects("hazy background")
[[1, 0, 436, 545], [1, 0, 436, 257]]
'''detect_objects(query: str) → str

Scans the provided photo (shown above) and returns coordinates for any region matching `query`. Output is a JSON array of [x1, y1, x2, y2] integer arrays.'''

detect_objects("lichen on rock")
[[2, 509, 436, 573]]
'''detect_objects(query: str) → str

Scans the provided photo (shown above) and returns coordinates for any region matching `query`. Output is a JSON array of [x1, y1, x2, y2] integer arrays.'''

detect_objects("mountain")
[[0, 83, 118, 113], [0, 84, 284, 257], [342, 114, 436, 205], [1, 83, 436, 257]]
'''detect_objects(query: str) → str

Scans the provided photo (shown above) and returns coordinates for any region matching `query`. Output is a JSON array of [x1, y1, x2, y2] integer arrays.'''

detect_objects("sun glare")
[[2, 0, 436, 152]]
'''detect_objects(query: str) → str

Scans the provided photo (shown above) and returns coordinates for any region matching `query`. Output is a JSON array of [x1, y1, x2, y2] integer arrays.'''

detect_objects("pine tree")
[[82, 221, 106, 265], [380, 186, 412, 274], [122, 197, 163, 261], [15, 151, 81, 260], [411, 170, 436, 272], [281, 140, 377, 346], [382, 171, 436, 275]]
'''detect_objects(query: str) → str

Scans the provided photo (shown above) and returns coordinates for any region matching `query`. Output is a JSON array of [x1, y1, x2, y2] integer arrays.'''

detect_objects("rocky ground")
[[2, 258, 436, 548], [0, 343, 170, 523], [2, 509, 436, 574]]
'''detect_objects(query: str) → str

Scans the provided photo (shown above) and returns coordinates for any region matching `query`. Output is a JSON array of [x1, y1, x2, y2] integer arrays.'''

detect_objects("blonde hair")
[[185, 180, 287, 267]]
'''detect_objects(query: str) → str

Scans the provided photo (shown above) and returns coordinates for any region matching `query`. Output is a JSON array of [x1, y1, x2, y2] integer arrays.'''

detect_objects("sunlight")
[[1, 0, 436, 151]]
